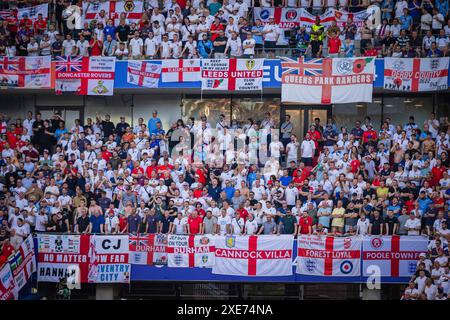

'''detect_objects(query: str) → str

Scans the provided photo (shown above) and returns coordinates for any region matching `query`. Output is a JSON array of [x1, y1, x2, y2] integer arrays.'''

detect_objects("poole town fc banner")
[[384, 58, 449, 92], [0, 56, 51, 88], [281, 57, 375, 104], [212, 235, 293, 276], [297, 235, 361, 277], [55, 56, 116, 95], [362, 236, 428, 277], [129, 234, 168, 266], [167, 235, 215, 268], [201, 59, 264, 91], [127, 60, 162, 88]]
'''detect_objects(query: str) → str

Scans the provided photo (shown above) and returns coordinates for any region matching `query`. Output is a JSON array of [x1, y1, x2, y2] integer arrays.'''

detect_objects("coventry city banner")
[[167, 235, 215, 268], [296, 235, 361, 277], [281, 57, 375, 104], [0, 56, 51, 88], [384, 57, 449, 92], [212, 235, 293, 276], [362, 236, 428, 277], [55, 56, 116, 95], [201, 59, 264, 91], [129, 234, 168, 266]]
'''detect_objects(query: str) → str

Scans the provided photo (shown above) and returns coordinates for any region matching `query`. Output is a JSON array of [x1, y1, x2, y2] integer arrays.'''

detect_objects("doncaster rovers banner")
[[55, 56, 116, 95], [0, 263, 17, 300], [129, 234, 168, 266], [88, 235, 130, 283], [127, 60, 162, 88], [161, 59, 201, 83], [0, 56, 51, 88], [362, 236, 428, 277], [296, 235, 361, 277], [212, 235, 293, 276], [37, 234, 90, 283], [8, 235, 36, 291], [167, 235, 215, 268], [83, 0, 144, 26], [281, 57, 375, 104], [384, 58, 449, 92], [201, 59, 264, 91]]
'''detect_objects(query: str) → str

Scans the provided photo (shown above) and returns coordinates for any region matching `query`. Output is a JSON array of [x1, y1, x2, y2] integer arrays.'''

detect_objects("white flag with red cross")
[[161, 59, 201, 83], [83, 0, 143, 26], [296, 235, 361, 276], [0, 56, 51, 89], [362, 236, 428, 277], [129, 234, 168, 266], [384, 58, 449, 92], [281, 57, 375, 104], [127, 60, 161, 88], [167, 235, 215, 268], [201, 59, 264, 91], [212, 235, 293, 276]]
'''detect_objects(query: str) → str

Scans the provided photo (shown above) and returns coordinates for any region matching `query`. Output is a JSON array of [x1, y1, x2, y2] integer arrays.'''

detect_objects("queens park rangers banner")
[[201, 59, 264, 91], [129, 234, 168, 266], [88, 235, 130, 283], [8, 235, 36, 291], [362, 236, 428, 277], [37, 234, 90, 283], [162, 59, 201, 83], [297, 235, 361, 277], [281, 57, 375, 104], [127, 60, 162, 88], [167, 235, 215, 268], [212, 235, 293, 276], [384, 58, 449, 92], [0, 263, 17, 300], [0, 56, 51, 88], [83, 0, 144, 26], [55, 56, 116, 95]]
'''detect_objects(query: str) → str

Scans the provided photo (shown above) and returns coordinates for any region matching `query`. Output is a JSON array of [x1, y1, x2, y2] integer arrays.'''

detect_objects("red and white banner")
[[281, 57, 375, 104], [297, 235, 361, 277], [161, 59, 201, 83], [0, 263, 17, 300], [129, 234, 168, 266], [37, 234, 90, 283], [299, 8, 336, 28], [212, 235, 293, 276], [55, 56, 116, 95], [8, 235, 36, 291], [167, 235, 215, 268], [253, 7, 302, 30], [83, 0, 143, 26], [384, 58, 449, 92], [0, 56, 51, 89], [332, 9, 370, 28], [88, 235, 130, 283], [18, 3, 49, 21], [127, 60, 161, 88], [362, 236, 428, 277], [201, 59, 264, 91]]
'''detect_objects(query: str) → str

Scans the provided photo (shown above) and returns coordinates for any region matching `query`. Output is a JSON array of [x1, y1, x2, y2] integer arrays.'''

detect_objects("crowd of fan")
[[0, 0, 449, 59]]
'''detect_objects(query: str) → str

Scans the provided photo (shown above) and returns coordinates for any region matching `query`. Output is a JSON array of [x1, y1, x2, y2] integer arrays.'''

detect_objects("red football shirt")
[[299, 216, 312, 234], [327, 37, 341, 54], [188, 216, 203, 234]]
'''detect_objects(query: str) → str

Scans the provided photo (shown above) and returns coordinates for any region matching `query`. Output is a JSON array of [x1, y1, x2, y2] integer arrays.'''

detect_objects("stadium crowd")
[[0, 0, 449, 59]]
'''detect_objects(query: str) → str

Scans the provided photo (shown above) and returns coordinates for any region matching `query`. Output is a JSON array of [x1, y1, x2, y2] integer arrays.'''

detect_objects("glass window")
[[231, 98, 281, 128], [383, 96, 433, 130], [332, 100, 382, 132], [436, 93, 450, 131], [182, 98, 231, 127]]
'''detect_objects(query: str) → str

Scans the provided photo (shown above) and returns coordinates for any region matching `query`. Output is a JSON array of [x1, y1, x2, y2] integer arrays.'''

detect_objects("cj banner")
[[281, 57, 375, 104]]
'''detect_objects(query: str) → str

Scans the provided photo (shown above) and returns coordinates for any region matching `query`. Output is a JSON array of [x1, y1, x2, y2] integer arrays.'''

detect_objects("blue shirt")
[[198, 40, 213, 58], [251, 26, 264, 45], [148, 117, 162, 134], [399, 15, 413, 30], [103, 25, 116, 38], [418, 197, 433, 213], [279, 176, 292, 187], [224, 186, 235, 200], [90, 215, 105, 234], [54, 128, 68, 141]]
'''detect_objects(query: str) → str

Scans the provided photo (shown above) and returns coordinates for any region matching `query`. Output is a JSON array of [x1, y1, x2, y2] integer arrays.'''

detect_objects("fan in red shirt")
[[361, 125, 378, 144], [236, 204, 249, 222], [210, 18, 224, 41], [193, 186, 203, 198], [306, 125, 322, 151], [195, 203, 206, 219], [187, 211, 203, 235], [19, 14, 33, 31], [298, 212, 313, 235], [363, 43, 378, 57], [6, 130, 18, 149], [131, 162, 144, 176], [350, 154, 360, 173], [33, 14, 47, 36], [7, 10, 19, 35], [327, 32, 341, 56], [101, 146, 112, 161], [430, 161, 446, 187], [145, 159, 158, 178], [89, 34, 103, 56]]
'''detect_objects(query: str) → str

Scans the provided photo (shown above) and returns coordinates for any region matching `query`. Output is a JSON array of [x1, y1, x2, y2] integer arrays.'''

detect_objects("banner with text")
[[129, 234, 168, 266], [167, 235, 215, 268], [127, 60, 162, 88], [83, 0, 143, 26], [8, 235, 36, 291], [0, 263, 17, 300], [0, 56, 51, 89]]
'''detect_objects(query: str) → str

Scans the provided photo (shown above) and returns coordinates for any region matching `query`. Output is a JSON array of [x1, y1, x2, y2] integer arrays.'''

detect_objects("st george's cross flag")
[[384, 58, 449, 92], [161, 59, 201, 82], [127, 60, 162, 88], [281, 57, 375, 104], [201, 59, 264, 91], [129, 234, 168, 266], [166, 235, 215, 268], [8, 235, 36, 291], [296, 235, 361, 277], [212, 235, 293, 276], [0, 56, 51, 88], [362, 236, 428, 277], [83, 0, 143, 26], [0, 264, 17, 300]]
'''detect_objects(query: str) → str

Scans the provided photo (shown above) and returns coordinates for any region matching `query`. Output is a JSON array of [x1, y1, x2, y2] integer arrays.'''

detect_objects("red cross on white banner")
[[161, 60, 201, 82], [130, 234, 167, 265], [128, 61, 160, 86], [384, 59, 421, 92], [166, 235, 215, 267]]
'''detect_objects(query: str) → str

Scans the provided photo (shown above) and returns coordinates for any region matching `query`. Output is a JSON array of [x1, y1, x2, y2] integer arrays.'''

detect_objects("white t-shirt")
[[244, 219, 259, 235], [62, 39, 76, 55], [170, 41, 182, 58], [432, 13, 444, 30], [231, 217, 245, 235], [105, 215, 119, 233], [144, 37, 158, 56], [160, 41, 171, 58], [285, 187, 299, 206], [76, 40, 90, 56], [301, 140, 315, 158], [405, 218, 421, 235], [242, 38, 255, 55], [129, 37, 144, 56], [262, 24, 280, 42], [173, 217, 187, 234], [217, 215, 231, 235], [35, 214, 48, 232]]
